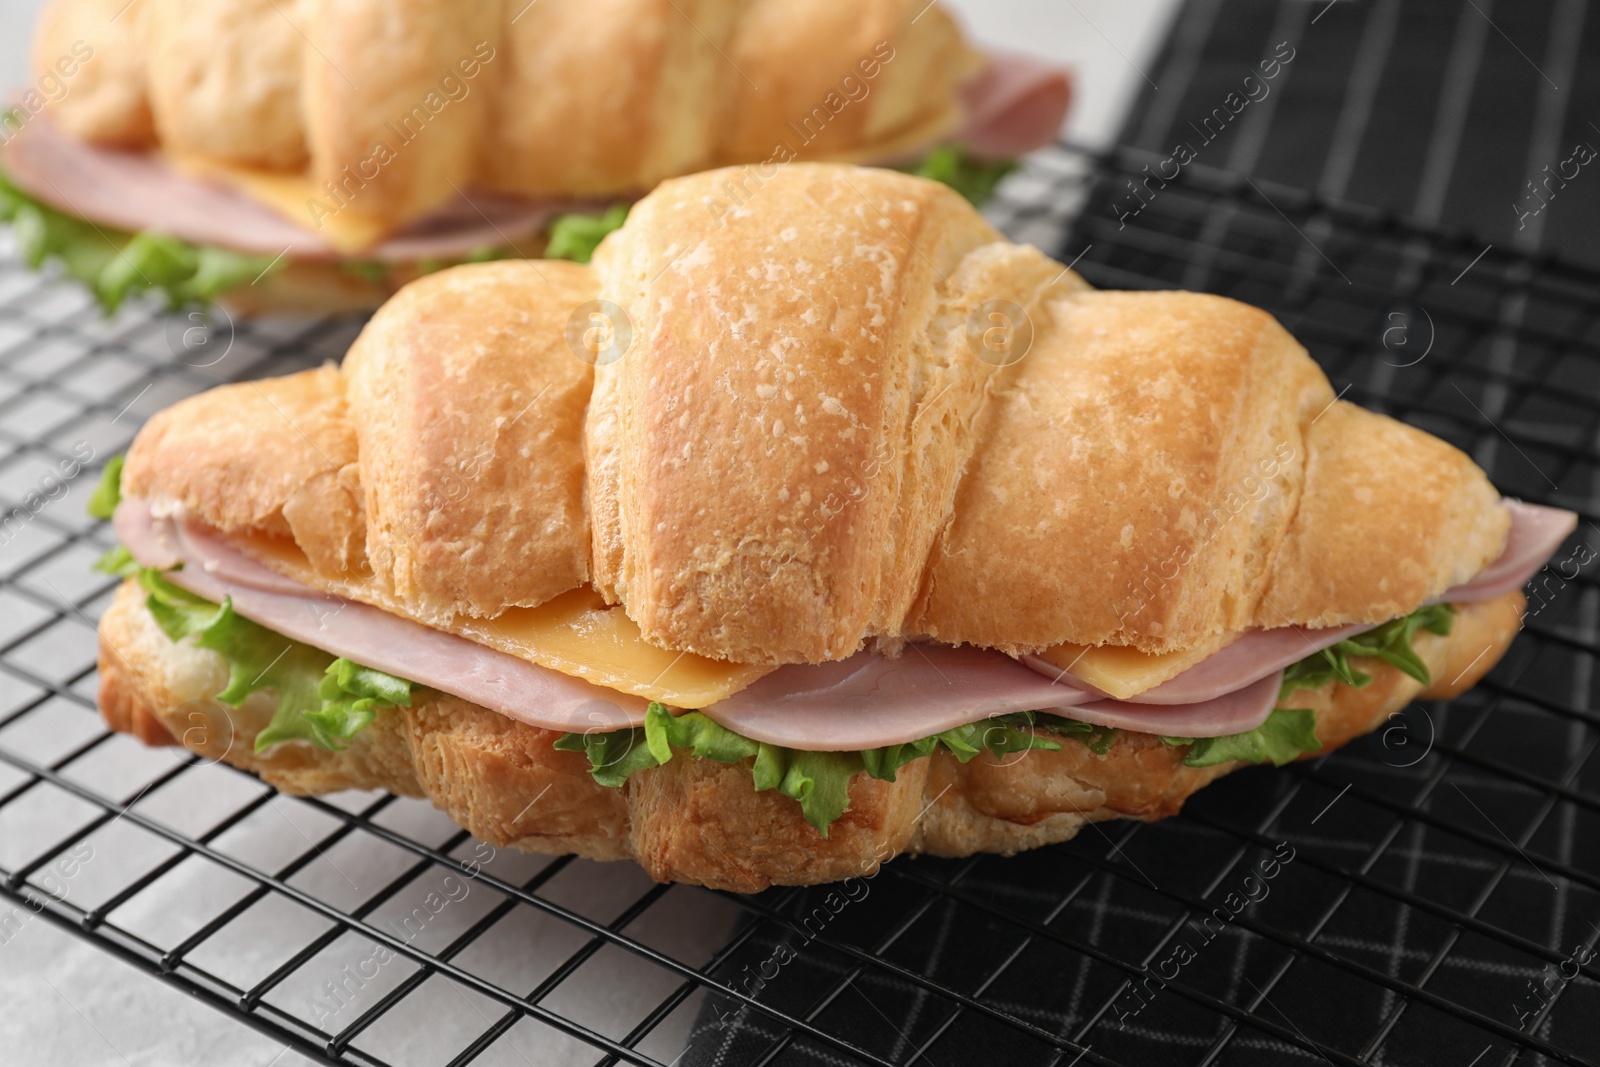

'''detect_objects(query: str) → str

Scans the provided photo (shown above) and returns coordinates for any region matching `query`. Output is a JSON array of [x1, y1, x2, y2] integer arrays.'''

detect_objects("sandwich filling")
[[91, 462, 1579, 834]]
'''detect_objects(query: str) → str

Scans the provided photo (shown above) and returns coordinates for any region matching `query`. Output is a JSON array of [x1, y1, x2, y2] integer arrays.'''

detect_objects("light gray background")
[[0, 2, 1178, 1064]]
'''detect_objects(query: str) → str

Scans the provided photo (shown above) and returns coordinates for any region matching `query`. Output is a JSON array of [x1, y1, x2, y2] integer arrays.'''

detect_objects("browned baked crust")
[[98, 579, 1524, 891], [37, 0, 976, 221]]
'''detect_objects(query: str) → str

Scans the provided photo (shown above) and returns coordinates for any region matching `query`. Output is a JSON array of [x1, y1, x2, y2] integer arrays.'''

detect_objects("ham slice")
[[2, 116, 569, 262], [1026, 499, 1578, 703], [115, 500, 649, 731], [1025, 623, 1367, 707], [958, 51, 1072, 159], [702, 646, 1091, 750], [347, 190, 580, 263], [114, 498, 1284, 747], [174, 519, 315, 598], [1066, 672, 1282, 737], [1437, 499, 1577, 603], [705, 648, 1280, 750], [3, 117, 330, 258]]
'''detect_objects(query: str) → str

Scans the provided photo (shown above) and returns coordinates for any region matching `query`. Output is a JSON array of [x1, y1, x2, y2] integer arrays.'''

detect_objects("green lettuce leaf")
[[1158, 605, 1453, 769], [855, 712, 1065, 784], [0, 164, 282, 312], [650, 703, 762, 764], [1161, 707, 1321, 769], [546, 204, 629, 264], [857, 736, 941, 782], [557, 706, 1078, 836], [751, 746, 866, 836], [1036, 714, 1118, 756], [553, 704, 760, 790], [904, 146, 1019, 206], [340, 260, 391, 284], [300, 658, 415, 748], [1279, 603, 1455, 701], [87, 453, 123, 519], [552, 728, 659, 789], [135, 567, 411, 752], [94, 544, 139, 578]]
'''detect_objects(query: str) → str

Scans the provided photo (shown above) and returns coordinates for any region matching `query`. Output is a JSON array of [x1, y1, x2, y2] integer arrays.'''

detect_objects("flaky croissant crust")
[[124, 164, 1509, 667], [34, 0, 977, 224]]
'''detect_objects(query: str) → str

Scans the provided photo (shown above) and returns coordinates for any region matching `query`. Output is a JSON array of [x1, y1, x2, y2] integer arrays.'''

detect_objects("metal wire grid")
[[0, 140, 1592, 1067]]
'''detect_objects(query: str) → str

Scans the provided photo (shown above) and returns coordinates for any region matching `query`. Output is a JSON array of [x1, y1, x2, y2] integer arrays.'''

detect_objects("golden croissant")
[[4, 0, 1068, 312], [94, 164, 1574, 890]]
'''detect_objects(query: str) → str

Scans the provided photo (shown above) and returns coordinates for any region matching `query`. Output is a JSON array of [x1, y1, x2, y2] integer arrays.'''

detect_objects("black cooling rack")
[[0, 140, 1593, 1067], [4, 13, 1600, 1056]]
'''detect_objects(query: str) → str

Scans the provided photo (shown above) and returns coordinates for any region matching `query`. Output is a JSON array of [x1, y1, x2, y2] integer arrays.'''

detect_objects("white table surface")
[[0, 2, 1178, 1064]]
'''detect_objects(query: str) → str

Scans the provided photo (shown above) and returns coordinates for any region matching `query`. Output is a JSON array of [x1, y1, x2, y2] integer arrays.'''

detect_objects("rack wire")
[[3, 28, 1600, 1058]]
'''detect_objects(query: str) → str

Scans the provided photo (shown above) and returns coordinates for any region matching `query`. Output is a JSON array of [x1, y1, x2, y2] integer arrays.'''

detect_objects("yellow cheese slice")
[[166, 154, 394, 255], [1034, 632, 1237, 700], [232, 533, 769, 708], [456, 588, 770, 708]]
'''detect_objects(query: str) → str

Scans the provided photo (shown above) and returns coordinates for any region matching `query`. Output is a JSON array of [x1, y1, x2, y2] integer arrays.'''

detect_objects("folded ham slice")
[[1067, 673, 1282, 738], [173, 519, 314, 598], [702, 646, 1090, 750], [1437, 500, 1577, 603], [1026, 499, 1578, 702], [1024, 624, 1367, 707], [959, 51, 1072, 159], [704, 649, 1280, 749]]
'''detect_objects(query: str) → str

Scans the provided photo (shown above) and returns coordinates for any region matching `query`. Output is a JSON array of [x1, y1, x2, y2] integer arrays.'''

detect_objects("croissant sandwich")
[[1, 0, 1068, 314], [90, 163, 1577, 892]]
